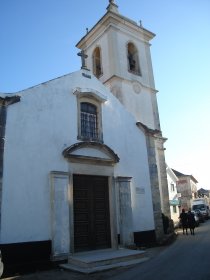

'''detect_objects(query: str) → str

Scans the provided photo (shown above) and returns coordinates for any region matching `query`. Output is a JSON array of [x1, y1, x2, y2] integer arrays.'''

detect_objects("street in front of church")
[[3, 220, 210, 280]]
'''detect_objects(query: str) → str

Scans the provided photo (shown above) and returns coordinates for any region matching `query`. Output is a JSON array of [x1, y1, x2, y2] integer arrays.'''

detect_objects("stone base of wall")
[[134, 230, 157, 247], [0, 240, 52, 277], [119, 229, 176, 249], [118, 230, 157, 248]]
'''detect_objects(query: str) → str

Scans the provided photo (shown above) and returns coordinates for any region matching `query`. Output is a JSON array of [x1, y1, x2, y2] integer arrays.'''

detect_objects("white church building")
[[0, 1, 170, 265]]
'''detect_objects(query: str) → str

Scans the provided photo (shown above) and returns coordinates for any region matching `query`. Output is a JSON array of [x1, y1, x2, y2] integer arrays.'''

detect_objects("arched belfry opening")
[[93, 47, 103, 78], [127, 42, 141, 75]]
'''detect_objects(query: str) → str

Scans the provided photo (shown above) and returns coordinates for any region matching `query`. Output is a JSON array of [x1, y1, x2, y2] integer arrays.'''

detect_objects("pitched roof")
[[172, 169, 198, 183], [172, 169, 185, 177]]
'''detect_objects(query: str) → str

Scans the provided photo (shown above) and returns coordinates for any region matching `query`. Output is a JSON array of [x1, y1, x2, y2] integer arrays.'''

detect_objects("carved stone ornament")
[[132, 82, 142, 94]]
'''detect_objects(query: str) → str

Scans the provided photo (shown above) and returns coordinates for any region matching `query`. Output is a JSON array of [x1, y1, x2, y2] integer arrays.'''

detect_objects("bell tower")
[[76, 0, 160, 131], [76, 1, 170, 220]]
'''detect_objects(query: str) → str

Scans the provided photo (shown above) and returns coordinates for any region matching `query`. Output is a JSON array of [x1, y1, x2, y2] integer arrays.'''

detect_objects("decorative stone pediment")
[[62, 142, 119, 166], [73, 87, 107, 103]]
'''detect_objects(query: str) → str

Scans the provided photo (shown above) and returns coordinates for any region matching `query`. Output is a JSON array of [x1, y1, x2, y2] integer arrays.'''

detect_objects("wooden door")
[[73, 175, 111, 252]]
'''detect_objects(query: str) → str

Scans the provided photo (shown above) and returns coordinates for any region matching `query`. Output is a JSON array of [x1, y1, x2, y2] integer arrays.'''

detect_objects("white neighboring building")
[[166, 165, 181, 227], [172, 169, 198, 210], [0, 0, 170, 266]]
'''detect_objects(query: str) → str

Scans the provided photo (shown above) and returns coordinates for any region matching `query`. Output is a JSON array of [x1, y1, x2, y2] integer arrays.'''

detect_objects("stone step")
[[61, 248, 149, 274]]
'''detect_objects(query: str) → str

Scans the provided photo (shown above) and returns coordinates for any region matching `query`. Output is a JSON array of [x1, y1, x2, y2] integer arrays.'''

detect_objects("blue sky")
[[1, 0, 210, 188]]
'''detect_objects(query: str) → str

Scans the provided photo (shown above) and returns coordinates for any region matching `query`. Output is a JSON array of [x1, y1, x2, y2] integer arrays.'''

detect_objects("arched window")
[[80, 102, 98, 140], [127, 42, 141, 75], [93, 47, 102, 78]]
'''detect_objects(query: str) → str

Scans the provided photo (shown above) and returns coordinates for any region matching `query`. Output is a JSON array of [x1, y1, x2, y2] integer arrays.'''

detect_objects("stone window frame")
[[77, 95, 103, 143], [92, 46, 103, 78], [127, 41, 142, 76]]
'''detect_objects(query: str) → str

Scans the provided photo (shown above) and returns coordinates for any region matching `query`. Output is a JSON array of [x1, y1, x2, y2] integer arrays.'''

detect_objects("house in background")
[[0, 0, 170, 267], [172, 169, 198, 210], [198, 188, 210, 198], [166, 165, 181, 227]]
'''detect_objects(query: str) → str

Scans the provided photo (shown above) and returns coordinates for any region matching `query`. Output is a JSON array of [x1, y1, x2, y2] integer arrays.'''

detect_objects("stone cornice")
[[76, 9, 155, 50], [0, 95, 21, 106], [136, 122, 167, 143], [136, 121, 160, 135], [104, 75, 158, 94]]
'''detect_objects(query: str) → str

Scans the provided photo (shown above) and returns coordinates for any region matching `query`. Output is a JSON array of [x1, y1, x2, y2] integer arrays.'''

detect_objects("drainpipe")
[[0, 96, 21, 236]]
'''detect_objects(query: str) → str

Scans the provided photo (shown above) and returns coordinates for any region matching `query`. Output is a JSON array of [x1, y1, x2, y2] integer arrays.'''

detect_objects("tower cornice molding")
[[76, 9, 155, 50], [103, 75, 158, 94]]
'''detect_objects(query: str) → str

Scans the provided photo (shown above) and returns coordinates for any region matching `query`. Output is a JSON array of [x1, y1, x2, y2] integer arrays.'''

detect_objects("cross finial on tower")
[[77, 50, 88, 70], [107, 0, 119, 13]]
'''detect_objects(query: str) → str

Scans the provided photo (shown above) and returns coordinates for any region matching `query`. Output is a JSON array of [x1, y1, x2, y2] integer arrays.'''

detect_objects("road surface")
[[106, 220, 210, 280], [3, 220, 210, 280]]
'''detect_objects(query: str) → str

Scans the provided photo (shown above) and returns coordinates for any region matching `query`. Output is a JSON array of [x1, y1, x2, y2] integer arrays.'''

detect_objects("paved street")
[[3, 220, 210, 280], [106, 220, 210, 280]]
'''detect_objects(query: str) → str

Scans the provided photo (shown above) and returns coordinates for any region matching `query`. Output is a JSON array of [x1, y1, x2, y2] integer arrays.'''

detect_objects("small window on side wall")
[[127, 42, 141, 75], [93, 47, 102, 78], [171, 183, 175, 192]]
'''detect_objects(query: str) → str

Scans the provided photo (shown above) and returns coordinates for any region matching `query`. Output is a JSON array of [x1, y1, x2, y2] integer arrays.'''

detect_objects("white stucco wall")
[[1, 69, 154, 244]]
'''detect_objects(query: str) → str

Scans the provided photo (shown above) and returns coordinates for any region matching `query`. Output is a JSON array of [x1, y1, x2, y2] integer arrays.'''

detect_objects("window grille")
[[81, 102, 98, 140]]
